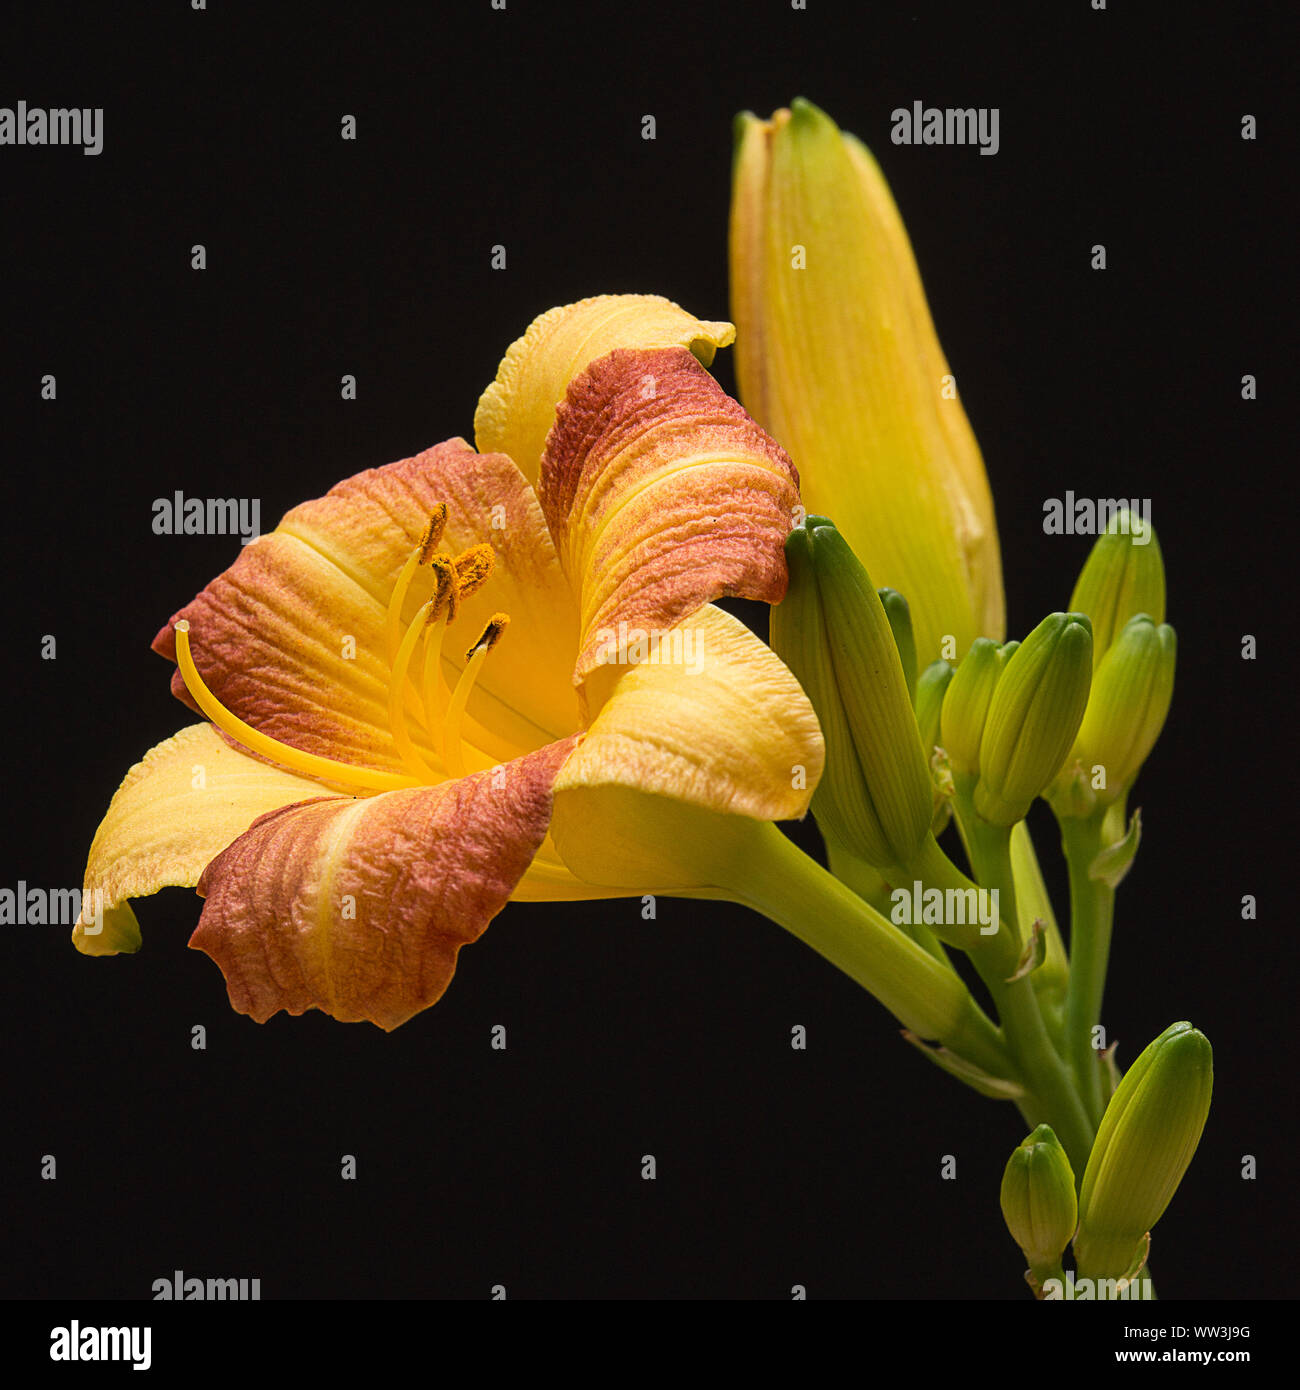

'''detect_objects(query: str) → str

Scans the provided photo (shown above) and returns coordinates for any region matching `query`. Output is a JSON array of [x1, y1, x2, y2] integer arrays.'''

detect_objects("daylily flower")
[[730, 98, 1004, 665], [73, 295, 824, 1030]]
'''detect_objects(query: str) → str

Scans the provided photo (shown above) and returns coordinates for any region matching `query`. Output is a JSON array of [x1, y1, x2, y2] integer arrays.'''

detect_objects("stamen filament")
[[443, 614, 509, 778], [443, 647, 488, 779], [173, 621, 421, 793], [388, 602, 443, 780], [421, 611, 448, 735], [385, 507, 448, 664], [385, 546, 426, 665]]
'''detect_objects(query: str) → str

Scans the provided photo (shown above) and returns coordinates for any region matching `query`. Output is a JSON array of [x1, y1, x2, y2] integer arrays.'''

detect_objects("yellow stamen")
[[174, 621, 421, 792], [442, 613, 510, 778], [386, 508, 447, 663], [388, 601, 443, 780], [421, 609, 448, 733]]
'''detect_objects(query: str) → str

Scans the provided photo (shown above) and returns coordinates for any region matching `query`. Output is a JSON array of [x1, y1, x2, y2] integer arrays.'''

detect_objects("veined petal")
[[72, 724, 326, 956], [730, 100, 1004, 664], [153, 441, 581, 773], [539, 346, 799, 686], [556, 604, 822, 828], [191, 737, 578, 1030], [473, 294, 735, 485]]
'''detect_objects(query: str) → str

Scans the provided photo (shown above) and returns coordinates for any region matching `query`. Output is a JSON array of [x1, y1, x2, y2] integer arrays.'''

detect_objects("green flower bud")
[[916, 659, 953, 759], [974, 614, 1093, 825], [1000, 1124, 1078, 1281], [939, 637, 1006, 776], [916, 659, 955, 832], [1072, 616, 1176, 806], [877, 588, 918, 705], [1068, 510, 1165, 669], [1074, 1022, 1213, 1281], [771, 517, 933, 870]]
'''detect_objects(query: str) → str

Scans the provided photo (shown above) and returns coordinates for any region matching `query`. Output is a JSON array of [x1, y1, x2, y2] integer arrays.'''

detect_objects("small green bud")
[[1000, 1124, 1078, 1281], [915, 659, 953, 759], [1073, 616, 1176, 806], [939, 637, 1005, 775], [974, 614, 1092, 826], [771, 517, 933, 870], [1074, 1022, 1213, 1281], [916, 659, 955, 833], [877, 588, 918, 705], [1068, 510, 1165, 669]]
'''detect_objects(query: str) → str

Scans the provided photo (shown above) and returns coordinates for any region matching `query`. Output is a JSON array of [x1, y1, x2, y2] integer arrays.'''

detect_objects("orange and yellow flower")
[[73, 295, 824, 1029]]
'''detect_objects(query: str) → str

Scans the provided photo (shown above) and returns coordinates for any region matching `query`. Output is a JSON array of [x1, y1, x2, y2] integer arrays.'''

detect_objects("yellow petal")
[[72, 724, 325, 956], [473, 294, 735, 486], [730, 100, 1004, 664], [538, 345, 799, 687], [550, 604, 823, 890]]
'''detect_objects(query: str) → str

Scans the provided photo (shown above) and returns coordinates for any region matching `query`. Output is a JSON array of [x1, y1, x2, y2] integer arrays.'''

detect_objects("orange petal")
[[191, 737, 578, 1030], [538, 346, 799, 687], [474, 294, 735, 486], [153, 440, 581, 776]]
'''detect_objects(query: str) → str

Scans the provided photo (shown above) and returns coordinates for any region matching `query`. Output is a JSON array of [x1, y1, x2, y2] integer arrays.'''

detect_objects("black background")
[[2, 0, 1291, 1309]]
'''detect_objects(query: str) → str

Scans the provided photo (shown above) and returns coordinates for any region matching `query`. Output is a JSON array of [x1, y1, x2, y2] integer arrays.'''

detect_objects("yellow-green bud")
[[1068, 509, 1165, 669], [877, 588, 918, 705], [771, 517, 933, 870], [974, 614, 1093, 825], [940, 637, 1006, 776], [916, 659, 953, 760], [916, 659, 955, 832], [1000, 1124, 1078, 1281], [1074, 1022, 1213, 1281], [1072, 615, 1176, 806]]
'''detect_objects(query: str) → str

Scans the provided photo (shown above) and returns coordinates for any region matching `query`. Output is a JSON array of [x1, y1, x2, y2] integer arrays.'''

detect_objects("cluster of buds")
[[1001, 1023, 1213, 1295], [775, 508, 1177, 856]]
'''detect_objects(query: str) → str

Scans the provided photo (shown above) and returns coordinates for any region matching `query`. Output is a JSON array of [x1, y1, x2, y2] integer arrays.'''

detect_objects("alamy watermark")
[[1, 102, 103, 156], [1041, 1270, 1154, 1301], [153, 491, 262, 545], [1, 882, 103, 933], [890, 101, 999, 156], [890, 880, 1000, 935], [592, 622, 705, 675], [1042, 493, 1152, 543], [50, 1323, 150, 1370], [152, 1270, 261, 1300]]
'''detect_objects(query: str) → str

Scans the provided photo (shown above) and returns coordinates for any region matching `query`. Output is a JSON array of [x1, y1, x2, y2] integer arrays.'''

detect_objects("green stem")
[[948, 781, 1096, 1174], [1060, 808, 1116, 1126], [732, 823, 1012, 1081], [824, 834, 956, 971]]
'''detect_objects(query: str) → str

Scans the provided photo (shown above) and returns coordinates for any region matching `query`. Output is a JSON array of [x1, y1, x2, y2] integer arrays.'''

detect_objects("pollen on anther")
[[417, 503, 449, 564], [426, 554, 460, 624], [468, 612, 510, 660], [453, 543, 495, 601]]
